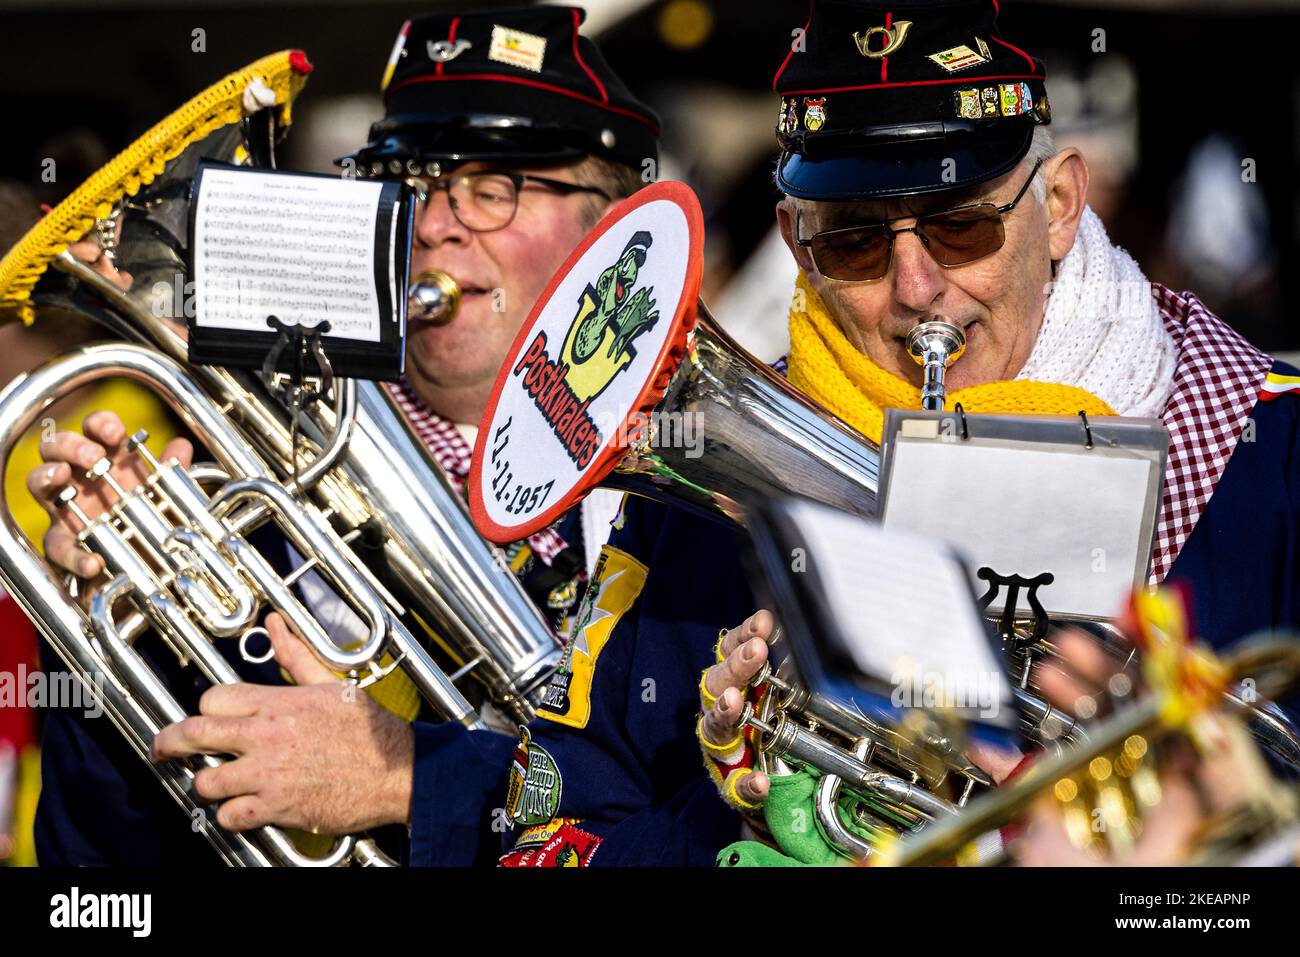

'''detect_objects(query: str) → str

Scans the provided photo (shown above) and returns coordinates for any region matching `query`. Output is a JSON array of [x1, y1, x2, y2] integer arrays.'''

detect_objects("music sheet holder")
[[878, 408, 1168, 627], [186, 163, 412, 382], [744, 495, 1021, 749]]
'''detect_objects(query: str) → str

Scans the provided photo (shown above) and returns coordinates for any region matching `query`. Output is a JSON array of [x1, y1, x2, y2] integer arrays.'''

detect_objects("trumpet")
[[886, 633, 1300, 867], [0, 52, 561, 865]]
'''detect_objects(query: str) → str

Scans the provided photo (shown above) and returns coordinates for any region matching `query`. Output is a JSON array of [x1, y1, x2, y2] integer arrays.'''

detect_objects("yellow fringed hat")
[[0, 49, 314, 325]]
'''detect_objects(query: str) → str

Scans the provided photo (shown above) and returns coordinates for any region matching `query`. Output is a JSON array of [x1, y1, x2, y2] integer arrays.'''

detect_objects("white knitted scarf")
[[1015, 206, 1177, 418]]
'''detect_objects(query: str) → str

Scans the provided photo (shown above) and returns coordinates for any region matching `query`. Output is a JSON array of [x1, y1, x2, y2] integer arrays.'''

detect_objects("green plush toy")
[[716, 769, 890, 867]]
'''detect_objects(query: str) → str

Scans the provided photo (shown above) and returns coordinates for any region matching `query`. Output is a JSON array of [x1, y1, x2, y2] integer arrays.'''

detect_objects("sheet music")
[[883, 437, 1158, 618], [192, 168, 385, 341], [785, 499, 1010, 714]]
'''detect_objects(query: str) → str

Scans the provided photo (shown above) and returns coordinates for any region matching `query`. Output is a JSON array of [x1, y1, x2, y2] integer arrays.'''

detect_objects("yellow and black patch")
[[536, 544, 647, 729]]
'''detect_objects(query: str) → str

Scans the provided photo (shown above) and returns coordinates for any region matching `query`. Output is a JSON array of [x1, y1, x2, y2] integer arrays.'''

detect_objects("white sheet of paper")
[[785, 499, 1010, 714], [883, 437, 1158, 619], [192, 168, 386, 341]]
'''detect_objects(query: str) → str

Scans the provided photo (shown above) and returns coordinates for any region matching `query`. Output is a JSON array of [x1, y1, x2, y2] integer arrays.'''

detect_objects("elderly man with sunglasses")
[[489, 0, 1300, 866], [26, 6, 661, 867], [704, 0, 1300, 847]]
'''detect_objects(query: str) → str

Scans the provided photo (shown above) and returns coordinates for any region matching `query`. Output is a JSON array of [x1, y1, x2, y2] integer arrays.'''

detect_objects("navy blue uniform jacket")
[[406, 360, 1300, 867], [38, 364, 1300, 866]]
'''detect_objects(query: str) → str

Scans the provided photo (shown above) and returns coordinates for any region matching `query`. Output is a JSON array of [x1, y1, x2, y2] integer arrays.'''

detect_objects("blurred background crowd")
[[1, 0, 1299, 864]]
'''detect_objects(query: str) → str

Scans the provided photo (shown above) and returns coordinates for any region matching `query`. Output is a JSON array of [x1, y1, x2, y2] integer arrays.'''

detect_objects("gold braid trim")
[[0, 49, 313, 325]]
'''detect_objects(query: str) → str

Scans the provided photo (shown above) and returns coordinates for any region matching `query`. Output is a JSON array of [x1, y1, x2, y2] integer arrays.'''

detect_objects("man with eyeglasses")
[[28, 6, 662, 866], [477, 0, 1300, 866]]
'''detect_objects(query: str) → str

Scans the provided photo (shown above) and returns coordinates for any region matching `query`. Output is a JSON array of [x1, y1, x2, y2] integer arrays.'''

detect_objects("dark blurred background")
[[2, 0, 1299, 361]]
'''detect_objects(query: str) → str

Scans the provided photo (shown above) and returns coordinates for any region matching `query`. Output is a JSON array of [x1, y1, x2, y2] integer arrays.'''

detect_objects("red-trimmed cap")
[[469, 181, 704, 544], [343, 5, 659, 177]]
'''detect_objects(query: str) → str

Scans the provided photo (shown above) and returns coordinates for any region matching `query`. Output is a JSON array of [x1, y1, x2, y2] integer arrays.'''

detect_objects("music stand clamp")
[[261, 315, 333, 493], [976, 567, 1055, 689]]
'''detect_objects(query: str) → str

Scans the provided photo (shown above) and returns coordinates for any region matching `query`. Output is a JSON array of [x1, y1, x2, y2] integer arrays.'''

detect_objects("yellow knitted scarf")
[[786, 272, 1115, 443]]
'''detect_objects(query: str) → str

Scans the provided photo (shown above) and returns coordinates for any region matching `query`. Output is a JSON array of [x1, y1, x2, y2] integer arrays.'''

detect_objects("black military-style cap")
[[773, 0, 1052, 200], [345, 5, 660, 178]]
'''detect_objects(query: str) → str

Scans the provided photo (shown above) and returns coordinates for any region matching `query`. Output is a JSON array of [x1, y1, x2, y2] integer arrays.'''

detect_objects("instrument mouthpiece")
[[408, 271, 461, 325], [905, 320, 966, 411]]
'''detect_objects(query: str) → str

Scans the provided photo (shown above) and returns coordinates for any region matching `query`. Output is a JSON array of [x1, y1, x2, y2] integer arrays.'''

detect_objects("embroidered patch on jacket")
[[536, 544, 648, 729], [504, 726, 563, 827], [501, 822, 602, 867], [488, 25, 547, 72], [511, 816, 581, 851]]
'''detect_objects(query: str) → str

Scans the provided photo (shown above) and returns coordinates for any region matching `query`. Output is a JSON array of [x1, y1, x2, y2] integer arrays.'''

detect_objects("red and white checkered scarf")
[[1149, 283, 1273, 583], [384, 379, 570, 565]]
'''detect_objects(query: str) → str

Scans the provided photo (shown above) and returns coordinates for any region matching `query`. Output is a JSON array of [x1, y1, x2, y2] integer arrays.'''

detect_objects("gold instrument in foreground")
[[886, 623, 1300, 867]]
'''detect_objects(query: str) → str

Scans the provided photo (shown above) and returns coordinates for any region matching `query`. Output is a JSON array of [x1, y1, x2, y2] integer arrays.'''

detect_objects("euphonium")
[[0, 52, 561, 866]]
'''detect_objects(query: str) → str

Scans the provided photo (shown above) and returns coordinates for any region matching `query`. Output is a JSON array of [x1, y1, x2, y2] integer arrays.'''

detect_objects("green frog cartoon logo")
[[560, 230, 660, 403]]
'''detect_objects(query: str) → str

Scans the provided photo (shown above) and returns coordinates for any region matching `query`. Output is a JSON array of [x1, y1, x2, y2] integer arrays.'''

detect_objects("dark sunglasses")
[[795, 159, 1044, 282]]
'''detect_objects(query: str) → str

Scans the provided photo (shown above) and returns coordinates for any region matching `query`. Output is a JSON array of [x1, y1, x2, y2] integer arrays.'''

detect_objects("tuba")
[[0, 52, 561, 865]]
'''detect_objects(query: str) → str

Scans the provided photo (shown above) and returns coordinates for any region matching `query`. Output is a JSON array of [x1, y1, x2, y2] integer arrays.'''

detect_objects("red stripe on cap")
[[772, 0, 814, 91], [388, 73, 660, 134], [782, 73, 1041, 95], [436, 17, 460, 77], [991, 0, 1000, 13], [990, 35, 1035, 72], [572, 7, 608, 103], [881, 11, 891, 84]]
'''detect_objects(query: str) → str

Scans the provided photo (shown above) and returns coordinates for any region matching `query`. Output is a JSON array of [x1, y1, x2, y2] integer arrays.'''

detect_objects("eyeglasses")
[[795, 159, 1044, 282], [403, 170, 610, 233]]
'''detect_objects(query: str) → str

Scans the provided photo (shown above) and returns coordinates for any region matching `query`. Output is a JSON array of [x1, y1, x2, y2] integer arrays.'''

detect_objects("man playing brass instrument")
[[694, 0, 1300, 855], [26, 6, 660, 866], [484, 0, 1300, 864]]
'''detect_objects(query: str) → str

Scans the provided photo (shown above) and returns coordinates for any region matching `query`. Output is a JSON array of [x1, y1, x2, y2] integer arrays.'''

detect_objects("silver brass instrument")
[[743, 656, 992, 858], [602, 301, 880, 522], [0, 54, 560, 866]]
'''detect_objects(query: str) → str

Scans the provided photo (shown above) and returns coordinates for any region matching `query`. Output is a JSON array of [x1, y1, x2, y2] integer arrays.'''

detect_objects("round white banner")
[[470, 181, 704, 543]]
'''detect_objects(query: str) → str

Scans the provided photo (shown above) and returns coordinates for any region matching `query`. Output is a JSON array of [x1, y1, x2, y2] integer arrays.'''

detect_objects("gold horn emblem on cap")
[[853, 20, 912, 59]]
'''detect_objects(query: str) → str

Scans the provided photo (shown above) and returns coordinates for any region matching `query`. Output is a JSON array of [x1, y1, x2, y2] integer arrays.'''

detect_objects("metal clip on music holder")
[[952, 402, 970, 441], [262, 316, 334, 493], [975, 567, 1055, 687]]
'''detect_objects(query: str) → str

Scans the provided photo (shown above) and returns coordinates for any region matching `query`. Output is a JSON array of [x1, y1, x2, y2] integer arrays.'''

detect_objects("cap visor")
[[777, 126, 1034, 201]]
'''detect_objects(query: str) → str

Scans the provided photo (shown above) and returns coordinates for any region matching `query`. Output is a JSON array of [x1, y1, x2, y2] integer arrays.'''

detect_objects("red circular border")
[[469, 181, 704, 543]]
